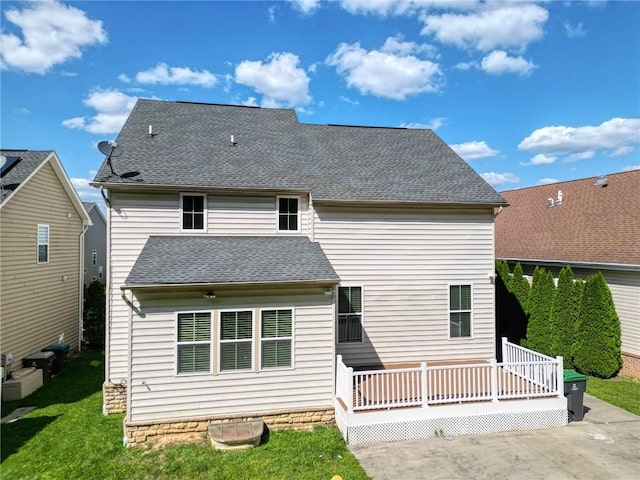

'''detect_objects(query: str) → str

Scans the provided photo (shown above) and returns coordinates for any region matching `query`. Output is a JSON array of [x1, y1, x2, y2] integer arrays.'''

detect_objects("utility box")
[[42, 343, 70, 374], [2, 368, 43, 401], [22, 351, 55, 384], [564, 370, 588, 422]]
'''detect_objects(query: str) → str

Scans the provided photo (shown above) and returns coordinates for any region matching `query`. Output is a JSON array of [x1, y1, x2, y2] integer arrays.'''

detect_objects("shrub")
[[522, 266, 555, 355], [83, 280, 106, 348], [549, 266, 583, 366], [573, 272, 622, 378], [510, 262, 531, 315]]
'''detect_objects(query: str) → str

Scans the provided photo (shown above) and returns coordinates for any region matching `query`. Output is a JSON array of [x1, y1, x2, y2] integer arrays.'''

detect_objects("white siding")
[[128, 289, 334, 423], [314, 205, 497, 366], [107, 191, 310, 382]]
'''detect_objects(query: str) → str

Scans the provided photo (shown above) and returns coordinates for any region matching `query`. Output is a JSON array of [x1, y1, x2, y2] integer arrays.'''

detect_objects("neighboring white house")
[[82, 202, 107, 286], [496, 170, 640, 379], [93, 100, 567, 447], [0, 150, 91, 374]]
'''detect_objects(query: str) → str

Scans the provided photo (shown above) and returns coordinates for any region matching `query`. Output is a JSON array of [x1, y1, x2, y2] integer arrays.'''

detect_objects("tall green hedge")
[[510, 262, 531, 315], [522, 266, 556, 355], [573, 272, 622, 378], [549, 266, 582, 366]]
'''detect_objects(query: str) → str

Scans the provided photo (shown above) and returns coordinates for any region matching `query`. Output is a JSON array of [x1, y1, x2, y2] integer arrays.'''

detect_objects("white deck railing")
[[335, 340, 564, 412]]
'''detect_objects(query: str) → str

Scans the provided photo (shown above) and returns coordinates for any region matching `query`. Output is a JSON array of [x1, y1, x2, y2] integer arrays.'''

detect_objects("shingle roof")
[[1, 150, 52, 203], [495, 170, 640, 266], [125, 235, 340, 286], [93, 99, 506, 205]]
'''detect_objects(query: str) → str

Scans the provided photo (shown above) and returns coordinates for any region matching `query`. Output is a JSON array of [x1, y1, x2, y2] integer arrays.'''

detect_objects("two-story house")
[[82, 202, 107, 287], [93, 99, 568, 447]]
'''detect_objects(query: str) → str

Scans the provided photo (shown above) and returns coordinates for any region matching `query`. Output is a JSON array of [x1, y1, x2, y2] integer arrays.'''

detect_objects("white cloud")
[[420, 4, 548, 52], [622, 165, 640, 172], [454, 61, 478, 71], [242, 96, 259, 107], [481, 172, 520, 187], [289, 0, 321, 14], [338, 0, 477, 17], [564, 21, 586, 38], [522, 153, 556, 166], [339, 95, 360, 106], [565, 151, 594, 162], [71, 174, 102, 203], [400, 117, 446, 130], [381, 34, 439, 58], [609, 145, 634, 158], [62, 89, 138, 135], [518, 118, 640, 159], [326, 39, 443, 100], [118, 74, 131, 83], [0, 0, 107, 74], [135, 63, 217, 88], [537, 177, 560, 185], [450, 140, 499, 160], [235, 52, 311, 106], [481, 50, 536, 76]]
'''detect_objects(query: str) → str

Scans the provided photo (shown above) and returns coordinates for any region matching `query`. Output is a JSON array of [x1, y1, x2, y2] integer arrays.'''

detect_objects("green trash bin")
[[564, 370, 587, 422], [42, 343, 70, 375]]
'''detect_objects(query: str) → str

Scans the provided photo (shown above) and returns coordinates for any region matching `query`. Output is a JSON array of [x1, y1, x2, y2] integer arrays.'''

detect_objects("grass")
[[1, 350, 369, 480], [586, 374, 640, 416]]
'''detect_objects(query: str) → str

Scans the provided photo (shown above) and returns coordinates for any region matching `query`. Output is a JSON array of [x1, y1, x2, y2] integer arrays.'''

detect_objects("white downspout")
[[121, 287, 134, 447], [104, 188, 111, 397], [78, 223, 89, 351]]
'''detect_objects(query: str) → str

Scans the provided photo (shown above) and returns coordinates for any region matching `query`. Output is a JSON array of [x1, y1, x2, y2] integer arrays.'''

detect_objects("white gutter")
[[500, 258, 640, 273]]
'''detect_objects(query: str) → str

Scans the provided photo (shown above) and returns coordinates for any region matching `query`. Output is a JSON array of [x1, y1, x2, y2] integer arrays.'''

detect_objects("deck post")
[[556, 356, 564, 399], [501, 337, 509, 361], [491, 359, 499, 402], [421, 361, 429, 408]]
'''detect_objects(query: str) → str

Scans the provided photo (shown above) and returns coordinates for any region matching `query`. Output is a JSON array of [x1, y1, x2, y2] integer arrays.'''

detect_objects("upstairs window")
[[177, 312, 212, 374], [450, 285, 472, 338], [220, 310, 253, 371], [37, 224, 49, 263], [261, 309, 293, 369], [181, 193, 206, 231], [338, 286, 363, 343], [277, 196, 299, 232]]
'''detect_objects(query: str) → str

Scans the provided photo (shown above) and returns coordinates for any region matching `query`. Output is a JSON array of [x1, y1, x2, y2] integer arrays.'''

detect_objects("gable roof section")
[[124, 235, 340, 288], [1, 149, 91, 225], [82, 201, 106, 225], [93, 99, 506, 206], [495, 170, 640, 267]]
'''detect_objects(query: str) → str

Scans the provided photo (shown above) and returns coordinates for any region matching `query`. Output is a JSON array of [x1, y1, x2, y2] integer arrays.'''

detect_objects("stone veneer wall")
[[103, 382, 127, 414], [125, 408, 335, 447], [620, 352, 640, 379]]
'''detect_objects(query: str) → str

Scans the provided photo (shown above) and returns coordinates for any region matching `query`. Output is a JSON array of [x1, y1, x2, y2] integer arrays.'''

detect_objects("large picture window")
[[177, 312, 211, 374], [181, 193, 206, 231], [338, 286, 363, 343], [277, 196, 299, 232], [220, 310, 253, 371], [261, 309, 293, 369], [37, 224, 49, 263], [450, 285, 472, 338]]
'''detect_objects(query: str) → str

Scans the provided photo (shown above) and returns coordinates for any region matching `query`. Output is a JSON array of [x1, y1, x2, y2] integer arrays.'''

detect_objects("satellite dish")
[[97, 140, 123, 158]]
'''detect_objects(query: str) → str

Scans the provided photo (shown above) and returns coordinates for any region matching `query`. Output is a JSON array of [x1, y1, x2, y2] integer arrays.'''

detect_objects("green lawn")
[[1, 350, 369, 480], [586, 374, 640, 416]]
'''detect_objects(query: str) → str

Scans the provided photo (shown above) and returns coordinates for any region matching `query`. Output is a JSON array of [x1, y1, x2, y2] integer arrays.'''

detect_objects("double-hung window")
[[261, 309, 293, 369], [181, 193, 206, 231], [177, 312, 211, 374], [37, 224, 49, 263], [449, 285, 472, 338], [338, 286, 363, 343], [220, 311, 253, 371], [277, 196, 299, 232]]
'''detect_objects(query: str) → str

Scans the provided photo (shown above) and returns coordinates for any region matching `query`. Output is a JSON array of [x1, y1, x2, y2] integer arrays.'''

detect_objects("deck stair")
[[208, 418, 264, 450]]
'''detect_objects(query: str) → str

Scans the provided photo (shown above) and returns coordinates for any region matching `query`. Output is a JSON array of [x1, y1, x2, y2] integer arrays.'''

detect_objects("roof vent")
[[0, 155, 21, 177], [547, 197, 555, 207], [230, 135, 237, 146], [594, 175, 608, 187]]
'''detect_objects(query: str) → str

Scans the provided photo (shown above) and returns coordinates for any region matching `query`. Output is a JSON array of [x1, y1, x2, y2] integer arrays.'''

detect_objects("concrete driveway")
[[349, 394, 640, 480]]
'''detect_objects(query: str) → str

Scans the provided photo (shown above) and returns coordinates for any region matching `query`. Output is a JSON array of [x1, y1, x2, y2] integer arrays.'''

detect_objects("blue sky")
[[1, 0, 638, 205]]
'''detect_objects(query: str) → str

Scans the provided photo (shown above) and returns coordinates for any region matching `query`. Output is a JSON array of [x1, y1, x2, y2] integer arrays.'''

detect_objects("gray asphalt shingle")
[[93, 99, 507, 205], [125, 235, 340, 286], [1, 150, 52, 203]]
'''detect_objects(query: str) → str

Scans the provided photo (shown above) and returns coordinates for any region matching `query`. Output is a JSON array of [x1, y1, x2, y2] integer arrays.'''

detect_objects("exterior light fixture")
[[203, 291, 216, 300]]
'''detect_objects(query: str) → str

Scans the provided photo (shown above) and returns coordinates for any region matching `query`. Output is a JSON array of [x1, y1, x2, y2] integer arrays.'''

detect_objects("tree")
[[522, 266, 556, 355], [84, 280, 106, 348], [510, 262, 531, 315], [573, 272, 622, 378], [549, 266, 582, 366]]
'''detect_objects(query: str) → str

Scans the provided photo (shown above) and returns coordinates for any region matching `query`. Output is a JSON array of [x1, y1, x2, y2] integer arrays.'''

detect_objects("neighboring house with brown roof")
[[0, 150, 91, 376], [496, 170, 640, 378]]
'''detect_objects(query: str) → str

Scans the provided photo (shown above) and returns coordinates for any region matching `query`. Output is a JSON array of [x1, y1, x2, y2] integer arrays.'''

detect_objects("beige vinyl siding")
[[127, 289, 334, 423], [107, 191, 310, 382], [0, 162, 82, 368], [314, 205, 497, 366]]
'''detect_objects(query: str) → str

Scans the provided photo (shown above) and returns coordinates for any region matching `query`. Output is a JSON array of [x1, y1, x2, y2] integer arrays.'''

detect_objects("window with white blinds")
[[37, 224, 49, 263], [177, 312, 211, 374], [220, 311, 253, 371], [449, 285, 472, 338], [261, 309, 293, 369]]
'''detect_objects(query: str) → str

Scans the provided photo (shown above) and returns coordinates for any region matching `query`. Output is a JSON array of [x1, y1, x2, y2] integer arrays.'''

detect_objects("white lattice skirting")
[[337, 398, 567, 445]]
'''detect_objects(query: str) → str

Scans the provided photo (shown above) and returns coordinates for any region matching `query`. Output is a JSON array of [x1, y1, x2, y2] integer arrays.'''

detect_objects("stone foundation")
[[619, 352, 640, 379], [124, 408, 335, 447], [103, 382, 127, 414]]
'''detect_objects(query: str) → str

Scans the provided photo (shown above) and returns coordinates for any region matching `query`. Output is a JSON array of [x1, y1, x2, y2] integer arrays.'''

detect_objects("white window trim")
[[276, 195, 301, 233], [259, 307, 295, 371], [179, 192, 207, 232], [337, 284, 364, 344], [218, 309, 254, 373], [37, 224, 49, 264], [448, 283, 474, 340], [175, 310, 213, 376]]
